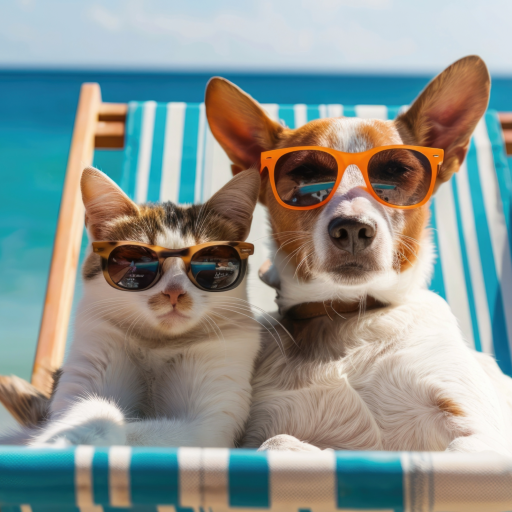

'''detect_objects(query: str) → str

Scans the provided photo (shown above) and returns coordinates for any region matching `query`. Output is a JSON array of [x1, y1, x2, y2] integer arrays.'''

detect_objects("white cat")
[[1, 167, 262, 447]]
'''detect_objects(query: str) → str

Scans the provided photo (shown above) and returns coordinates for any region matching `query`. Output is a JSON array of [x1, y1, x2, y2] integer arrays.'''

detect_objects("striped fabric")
[[121, 102, 512, 376], [1, 446, 512, 511]]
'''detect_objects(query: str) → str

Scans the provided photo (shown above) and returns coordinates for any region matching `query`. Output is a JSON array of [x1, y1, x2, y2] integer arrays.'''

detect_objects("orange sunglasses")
[[260, 145, 444, 210]]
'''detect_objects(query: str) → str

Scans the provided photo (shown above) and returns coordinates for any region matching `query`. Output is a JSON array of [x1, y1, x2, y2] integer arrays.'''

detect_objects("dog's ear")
[[205, 77, 284, 173], [396, 55, 490, 191]]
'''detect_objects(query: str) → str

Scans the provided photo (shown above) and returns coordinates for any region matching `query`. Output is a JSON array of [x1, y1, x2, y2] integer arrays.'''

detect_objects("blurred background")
[[1, 0, 512, 429]]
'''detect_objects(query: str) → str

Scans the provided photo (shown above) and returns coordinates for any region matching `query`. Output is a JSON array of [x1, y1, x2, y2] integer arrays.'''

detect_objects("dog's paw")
[[258, 434, 321, 452], [447, 435, 511, 456]]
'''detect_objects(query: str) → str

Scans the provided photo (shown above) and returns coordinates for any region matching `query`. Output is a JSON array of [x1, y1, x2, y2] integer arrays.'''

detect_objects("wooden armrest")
[[95, 103, 127, 149]]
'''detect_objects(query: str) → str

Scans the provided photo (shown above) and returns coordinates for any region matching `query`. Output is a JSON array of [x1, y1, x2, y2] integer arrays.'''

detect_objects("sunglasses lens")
[[368, 148, 432, 207], [108, 245, 159, 290], [191, 245, 241, 291], [274, 150, 338, 207]]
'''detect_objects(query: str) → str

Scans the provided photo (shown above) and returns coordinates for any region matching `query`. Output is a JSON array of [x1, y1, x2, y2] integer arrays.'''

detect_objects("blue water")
[[1, 70, 512, 424]]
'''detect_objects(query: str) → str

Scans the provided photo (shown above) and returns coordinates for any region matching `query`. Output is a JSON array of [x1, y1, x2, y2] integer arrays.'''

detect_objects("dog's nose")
[[328, 218, 376, 254]]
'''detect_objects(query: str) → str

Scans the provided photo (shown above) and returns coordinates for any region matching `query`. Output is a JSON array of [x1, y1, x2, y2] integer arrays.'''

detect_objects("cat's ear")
[[81, 167, 139, 240], [206, 77, 284, 173], [396, 55, 490, 190], [206, 169, 261, 241]]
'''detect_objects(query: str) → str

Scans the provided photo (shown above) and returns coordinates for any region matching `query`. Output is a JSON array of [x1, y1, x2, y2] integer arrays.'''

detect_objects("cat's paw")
[[31, 418, 127, 447], [258, 434, 321, 452], [30, 396, 127, 447]]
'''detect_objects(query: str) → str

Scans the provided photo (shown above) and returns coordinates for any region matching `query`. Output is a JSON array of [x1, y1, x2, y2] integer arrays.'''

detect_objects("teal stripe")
[[0, 447, 75, 505], [103, 507, 156, 512], [429, 198, 446, 299], [122, 102, 143, 199], [92, 448, 109, 505], [336, 452, 403, 510], [32, 507, 79, 512], [130, 449, 179, 505], [343, 105, 357, 117], [451, 176, 482, 351], [178, 104, 200, 204], [306, 105, 321, 122], [229, 449, 269, 508], [278, 105, 295, 128], [467, 140, 512, 375], [146, 104, 167, 202]]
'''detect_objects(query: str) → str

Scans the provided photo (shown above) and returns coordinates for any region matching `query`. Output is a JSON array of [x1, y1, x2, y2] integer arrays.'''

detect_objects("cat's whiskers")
[[213, 295, 297, 347], [211, 306, 287, 359], [248, 230, 309, 244], [281, 240, 315, 273], [203, 313, 225, 344], [294, 245, 316, 279]]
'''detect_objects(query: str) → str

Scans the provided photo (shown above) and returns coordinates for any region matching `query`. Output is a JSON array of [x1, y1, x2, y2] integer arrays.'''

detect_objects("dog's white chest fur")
[[245, 290, 512, 453]]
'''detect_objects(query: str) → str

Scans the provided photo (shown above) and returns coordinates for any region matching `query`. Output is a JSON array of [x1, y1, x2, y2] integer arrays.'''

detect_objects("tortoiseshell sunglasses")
[[260, 145, 444, 210], [92, 241, 254, 292]]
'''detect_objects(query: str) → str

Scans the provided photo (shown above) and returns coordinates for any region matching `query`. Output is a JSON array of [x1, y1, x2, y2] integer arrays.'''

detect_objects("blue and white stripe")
[[121, 104, 512, 376], [3, 447, 512, 511]]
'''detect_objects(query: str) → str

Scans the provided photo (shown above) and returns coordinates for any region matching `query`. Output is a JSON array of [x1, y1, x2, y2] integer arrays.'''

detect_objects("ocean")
[[1, 70, 512, 429]]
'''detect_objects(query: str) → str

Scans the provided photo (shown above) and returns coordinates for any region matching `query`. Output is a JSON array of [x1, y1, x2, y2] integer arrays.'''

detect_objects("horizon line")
[[2, 64, 512, 78]]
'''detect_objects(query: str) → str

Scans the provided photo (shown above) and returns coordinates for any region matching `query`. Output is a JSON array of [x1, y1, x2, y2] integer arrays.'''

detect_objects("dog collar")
[[284, 297, 385, 321]]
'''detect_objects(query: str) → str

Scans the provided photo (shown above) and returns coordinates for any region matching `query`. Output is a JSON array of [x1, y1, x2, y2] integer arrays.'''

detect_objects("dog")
[[205, 55, 512, 453]]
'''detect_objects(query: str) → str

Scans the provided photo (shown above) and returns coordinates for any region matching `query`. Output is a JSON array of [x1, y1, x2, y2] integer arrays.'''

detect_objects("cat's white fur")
[[14, 168, 262, 447]]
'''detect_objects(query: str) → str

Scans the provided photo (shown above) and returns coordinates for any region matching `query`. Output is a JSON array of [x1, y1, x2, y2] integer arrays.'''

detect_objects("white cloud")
[[1, 0, 512, 72], [88, 5, 122, 32], [323, 21, 416, 63], [302, 0, 392, 12]]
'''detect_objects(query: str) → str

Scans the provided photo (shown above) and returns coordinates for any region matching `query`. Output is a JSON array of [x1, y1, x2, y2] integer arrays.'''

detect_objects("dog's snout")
[[328, 218, 376, 254]]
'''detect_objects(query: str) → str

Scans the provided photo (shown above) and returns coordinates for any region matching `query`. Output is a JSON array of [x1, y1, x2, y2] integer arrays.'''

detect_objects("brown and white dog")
[[206, 56, 512, 453]]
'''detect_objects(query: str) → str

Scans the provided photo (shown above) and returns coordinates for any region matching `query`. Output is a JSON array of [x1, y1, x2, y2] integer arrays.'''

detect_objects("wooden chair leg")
[[31, 83, 101, 395]]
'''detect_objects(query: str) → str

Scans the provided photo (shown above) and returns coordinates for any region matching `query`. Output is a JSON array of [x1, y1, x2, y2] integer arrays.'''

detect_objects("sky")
[[2, 0, 512, 74]]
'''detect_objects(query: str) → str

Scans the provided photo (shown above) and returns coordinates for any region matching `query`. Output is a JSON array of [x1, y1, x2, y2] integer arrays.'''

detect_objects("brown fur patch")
[[0, 375, 50, 427], [396, 207, 430, 271], [82, 252, 102, 280], [147, 293, 169, 310], [437, 397, 465, 416], [177, 292, 194, 311]]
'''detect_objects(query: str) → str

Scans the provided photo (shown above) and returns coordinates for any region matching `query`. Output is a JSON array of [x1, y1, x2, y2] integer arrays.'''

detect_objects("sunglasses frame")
[[260, 145, 444, 211], [92, 240, 254, 292]]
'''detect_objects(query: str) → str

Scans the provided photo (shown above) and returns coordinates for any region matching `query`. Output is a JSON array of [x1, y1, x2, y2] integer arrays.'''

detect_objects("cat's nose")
[[163, 286, 187, 307]]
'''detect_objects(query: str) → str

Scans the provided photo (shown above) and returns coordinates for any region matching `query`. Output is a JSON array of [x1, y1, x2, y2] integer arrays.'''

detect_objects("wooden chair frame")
[[30, 82, 512, 394], [32, 83, 127, 394]]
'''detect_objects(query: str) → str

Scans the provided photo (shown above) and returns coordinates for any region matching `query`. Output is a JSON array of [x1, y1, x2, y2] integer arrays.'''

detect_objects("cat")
[[0, 166, 262, 447]]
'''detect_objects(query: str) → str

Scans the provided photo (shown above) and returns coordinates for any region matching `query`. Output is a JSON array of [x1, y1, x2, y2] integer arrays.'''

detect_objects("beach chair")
[[2, 83, 512, 511]]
